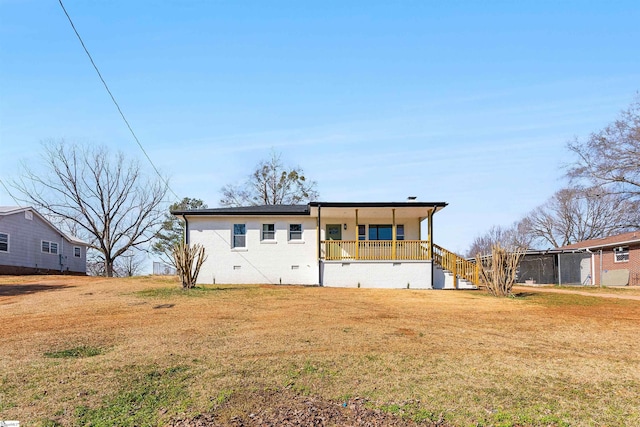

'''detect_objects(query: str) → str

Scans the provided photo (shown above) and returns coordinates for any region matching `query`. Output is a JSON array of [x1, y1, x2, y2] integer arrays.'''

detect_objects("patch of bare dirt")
[[170, 390, 443, 426]]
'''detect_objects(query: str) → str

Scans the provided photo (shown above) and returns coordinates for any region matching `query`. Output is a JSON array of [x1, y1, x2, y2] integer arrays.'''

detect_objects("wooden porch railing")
[[433, 243, 479, 287], [321, 240, 430, 261]]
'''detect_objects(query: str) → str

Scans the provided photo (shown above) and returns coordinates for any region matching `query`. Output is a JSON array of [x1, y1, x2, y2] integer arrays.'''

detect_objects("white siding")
[[188, 216, 318, 285], [0, 210, 86, 273]]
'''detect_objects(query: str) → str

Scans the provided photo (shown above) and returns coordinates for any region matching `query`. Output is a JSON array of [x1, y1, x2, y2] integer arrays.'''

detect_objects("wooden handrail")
[[432, 244, 478, 286]]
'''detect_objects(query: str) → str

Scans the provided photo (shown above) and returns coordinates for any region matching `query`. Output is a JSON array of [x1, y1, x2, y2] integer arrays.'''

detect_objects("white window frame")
[[289, 224, 303, 241], [233, 224, 246, 248], [357, 224, 366, 241], [74, 246, 82, 258], [41, 240, 59, 255], [0, 232, 9, 252], [261, 223, 275, 241], [614, 246, 629, 263]]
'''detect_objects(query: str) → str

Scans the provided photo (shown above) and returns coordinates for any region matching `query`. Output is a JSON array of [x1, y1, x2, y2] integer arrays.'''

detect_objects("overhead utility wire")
[[57, 0, 179, 200], [0, 178, 23, 207]]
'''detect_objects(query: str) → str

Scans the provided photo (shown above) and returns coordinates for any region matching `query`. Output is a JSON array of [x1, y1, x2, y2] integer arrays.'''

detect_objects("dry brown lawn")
[[1, 275, 640, 426]]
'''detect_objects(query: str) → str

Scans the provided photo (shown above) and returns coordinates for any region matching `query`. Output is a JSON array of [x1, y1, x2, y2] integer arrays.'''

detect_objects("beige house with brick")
[[559, 231, 640, 286]]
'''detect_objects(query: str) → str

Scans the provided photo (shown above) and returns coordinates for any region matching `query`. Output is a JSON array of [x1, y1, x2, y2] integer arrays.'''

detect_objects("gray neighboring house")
[[0, 206, 87, 275]]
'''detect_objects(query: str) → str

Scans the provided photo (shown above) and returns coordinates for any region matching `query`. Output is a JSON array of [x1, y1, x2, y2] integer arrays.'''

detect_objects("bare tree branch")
[[220, 151, 319, 207], [11, 140, 168, 276], [566, 94, 640, 216], [520, 187, 634, 248]]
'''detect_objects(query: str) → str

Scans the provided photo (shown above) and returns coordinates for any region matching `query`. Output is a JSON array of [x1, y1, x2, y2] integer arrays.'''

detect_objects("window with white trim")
[[41, 240, 58, 254], [614, 246, 629, 263], [233, 224, 246, 248], [289, 224, 302, 240], [0, 233, 8, 252], [358, 225, 366, 241], [368, 225, 405, 240], [74, 246, 82, 258], [262, 224, 275, 240]]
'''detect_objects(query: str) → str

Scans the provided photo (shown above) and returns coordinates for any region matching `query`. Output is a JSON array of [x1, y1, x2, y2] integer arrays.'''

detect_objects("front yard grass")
[[1, 275, 639, 426]]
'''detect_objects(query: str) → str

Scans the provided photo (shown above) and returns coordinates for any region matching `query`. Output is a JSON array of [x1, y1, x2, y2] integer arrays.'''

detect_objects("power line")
[[0, 178, 23, 207], [57, 0, 180, 201]]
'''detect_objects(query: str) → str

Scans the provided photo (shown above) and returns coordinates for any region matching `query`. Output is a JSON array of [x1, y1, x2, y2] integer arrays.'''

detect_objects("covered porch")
[[310, 201, 443, 262], [309, 202, 478, 288]]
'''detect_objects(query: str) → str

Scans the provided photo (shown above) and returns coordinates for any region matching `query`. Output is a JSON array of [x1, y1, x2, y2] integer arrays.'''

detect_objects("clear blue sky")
[[1, 0, 638, 254]]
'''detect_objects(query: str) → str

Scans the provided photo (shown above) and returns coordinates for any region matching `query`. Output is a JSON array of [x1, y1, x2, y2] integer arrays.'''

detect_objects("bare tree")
[[477, 244, 526, 297], [114, 249, 146, 277], [520, 187, 632, 248], [567, 94, 640, 228], [220, 151, 319, 207], [152, 197, 207, 267], [173, 242, 207, 289], [467, 223, 531, 258], [12, 140, 168, 277]]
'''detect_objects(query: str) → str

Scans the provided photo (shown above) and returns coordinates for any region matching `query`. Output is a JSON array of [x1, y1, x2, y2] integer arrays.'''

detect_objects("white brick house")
[[171, 202, 477, 289]]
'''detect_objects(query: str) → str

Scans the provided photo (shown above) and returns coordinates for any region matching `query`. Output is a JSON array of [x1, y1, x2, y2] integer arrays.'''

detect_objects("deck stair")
[[432, 244, 479, 289]]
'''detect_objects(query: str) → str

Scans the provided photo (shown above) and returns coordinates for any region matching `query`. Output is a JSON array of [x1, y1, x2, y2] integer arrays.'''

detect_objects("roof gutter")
[[317, 204, 322, 286], [182, 214, 189, 245]]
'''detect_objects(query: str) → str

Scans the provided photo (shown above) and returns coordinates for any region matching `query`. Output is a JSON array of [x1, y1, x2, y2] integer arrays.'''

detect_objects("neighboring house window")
[[289, 224, 302, 240], [396, 225, 405, 241], [74, 246, 82, 258], [41, 240, 58, 254], [0, 233, 8, 252], [233, 224, 246, 248], [358, 225, 366, 241], [262, 224, 275, 240], [614, 247, 629, 263]]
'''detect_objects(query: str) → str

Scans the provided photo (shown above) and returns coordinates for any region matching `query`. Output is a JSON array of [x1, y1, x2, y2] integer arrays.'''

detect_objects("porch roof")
[[172, 201, 448, 218], [309, 201, 447, 219]]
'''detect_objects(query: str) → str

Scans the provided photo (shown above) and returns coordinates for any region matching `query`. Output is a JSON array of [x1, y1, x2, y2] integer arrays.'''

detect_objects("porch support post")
[[355, 209, 359, 260], [392, 208, 396, 260], [317, 205, 322, 286], [427, 209, 434, 260]]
